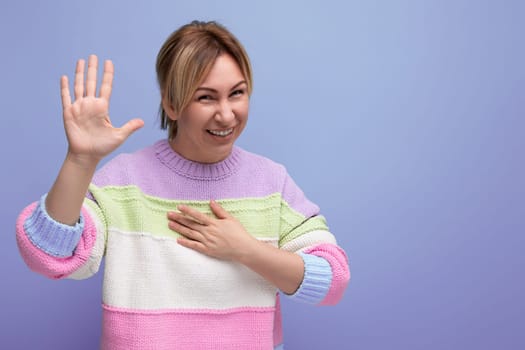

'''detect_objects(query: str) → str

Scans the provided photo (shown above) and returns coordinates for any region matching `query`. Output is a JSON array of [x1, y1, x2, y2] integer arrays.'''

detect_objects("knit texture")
[[16, 139, 350, 349], [288, 253, 332, 304], [24, 194, 84, 257]]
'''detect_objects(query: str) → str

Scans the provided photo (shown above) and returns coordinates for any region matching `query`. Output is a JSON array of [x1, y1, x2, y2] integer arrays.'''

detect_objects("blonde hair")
[[156, 20, 253, 139]]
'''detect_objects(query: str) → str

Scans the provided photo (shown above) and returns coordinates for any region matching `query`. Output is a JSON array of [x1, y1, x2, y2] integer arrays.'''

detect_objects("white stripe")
[[102, 229, 278, 310], [280, 230, 337, 252], [67, 203, 107, 280]]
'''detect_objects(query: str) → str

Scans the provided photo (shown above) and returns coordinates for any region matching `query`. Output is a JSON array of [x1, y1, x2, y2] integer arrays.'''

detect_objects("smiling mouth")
[[207, 128, 234, 137]]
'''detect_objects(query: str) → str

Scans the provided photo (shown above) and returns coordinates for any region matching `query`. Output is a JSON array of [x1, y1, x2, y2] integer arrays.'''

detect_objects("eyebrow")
[[195, 80, 247, 93]]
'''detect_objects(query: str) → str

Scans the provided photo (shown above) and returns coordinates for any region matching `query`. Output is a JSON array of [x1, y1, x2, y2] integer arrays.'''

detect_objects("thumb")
[[210, 200, 231, 219], [118, 118, 144, 139]]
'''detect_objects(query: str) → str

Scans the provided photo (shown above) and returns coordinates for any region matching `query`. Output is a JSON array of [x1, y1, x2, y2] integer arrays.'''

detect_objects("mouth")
[[207, 128, 234, 137]]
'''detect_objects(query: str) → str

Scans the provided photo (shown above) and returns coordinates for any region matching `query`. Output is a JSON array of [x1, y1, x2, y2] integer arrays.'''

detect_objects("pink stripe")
[[304, 243, 350, 305], [16, 203, 98, 279], [101, 304, 279, 350], [273, 295, 283, 346]]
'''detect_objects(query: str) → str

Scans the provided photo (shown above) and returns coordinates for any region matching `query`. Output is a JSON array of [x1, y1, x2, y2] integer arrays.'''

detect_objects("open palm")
[[61, 55, 143, 162]]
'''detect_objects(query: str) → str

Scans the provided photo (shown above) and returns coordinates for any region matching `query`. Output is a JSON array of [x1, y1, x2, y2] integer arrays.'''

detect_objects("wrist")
[[65, 150, 100, 171], [236, 237, 263, 266]]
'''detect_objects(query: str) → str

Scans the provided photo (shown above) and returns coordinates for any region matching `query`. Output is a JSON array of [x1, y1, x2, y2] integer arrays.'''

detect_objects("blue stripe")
[[284, 253, 332, 304], [23, 194, 84, 257]]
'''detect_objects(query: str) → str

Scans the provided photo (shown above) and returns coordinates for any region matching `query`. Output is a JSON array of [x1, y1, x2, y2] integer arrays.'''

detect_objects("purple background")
[[1, 0, 524, 349]]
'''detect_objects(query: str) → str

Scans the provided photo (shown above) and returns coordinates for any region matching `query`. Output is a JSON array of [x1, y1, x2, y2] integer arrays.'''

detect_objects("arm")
[[47, 55, 143, 225], [276, 174, 350, 305], [237, 238, 304, 295], [167, 175, 349, 302], [168, 201, 321, 295], [16, 55, 143, 278]]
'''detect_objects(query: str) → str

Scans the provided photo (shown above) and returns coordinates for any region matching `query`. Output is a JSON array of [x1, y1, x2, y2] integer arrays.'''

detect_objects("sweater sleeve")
[[278, 172, 350, 305], [15, 194, 107, 280]]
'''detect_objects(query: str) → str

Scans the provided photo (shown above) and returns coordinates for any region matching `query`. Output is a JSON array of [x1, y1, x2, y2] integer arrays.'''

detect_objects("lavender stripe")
[[91, 140, 319, 217]]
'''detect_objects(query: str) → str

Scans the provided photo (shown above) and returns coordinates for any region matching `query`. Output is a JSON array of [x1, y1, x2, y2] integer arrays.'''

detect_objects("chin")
[[210, 144, 234, 160]]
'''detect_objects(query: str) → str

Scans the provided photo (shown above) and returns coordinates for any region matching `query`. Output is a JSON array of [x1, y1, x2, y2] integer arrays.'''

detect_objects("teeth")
[[208, 128, 233, 136]]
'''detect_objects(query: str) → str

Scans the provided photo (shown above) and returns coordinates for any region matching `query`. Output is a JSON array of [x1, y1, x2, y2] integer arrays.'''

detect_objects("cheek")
[[179, 106, 213, 126], [234, 101, 250, 120]]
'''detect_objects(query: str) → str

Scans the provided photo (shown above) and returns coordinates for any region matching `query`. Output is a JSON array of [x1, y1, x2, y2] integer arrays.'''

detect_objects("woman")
[[16, 20, 350, 349]]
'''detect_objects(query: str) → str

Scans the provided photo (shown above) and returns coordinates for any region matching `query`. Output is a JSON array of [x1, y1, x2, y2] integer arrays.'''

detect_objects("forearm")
[[238, 240, 304, 295], [45, 152, 98, 225]]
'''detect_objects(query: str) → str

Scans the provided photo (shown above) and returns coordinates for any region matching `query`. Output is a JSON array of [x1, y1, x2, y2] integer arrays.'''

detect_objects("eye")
[[230, 89, 245, 97], [197, 95, 213, 101]]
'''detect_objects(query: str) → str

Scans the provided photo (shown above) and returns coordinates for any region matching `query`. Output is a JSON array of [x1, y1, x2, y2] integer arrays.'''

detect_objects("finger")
[[60, 75, 72, 110], [168, 211, 205, 230], [177, 238, 207, 254], [177, 204, 211, 225], [117, 118, 144, 140], [99, 60, 114, 101], [74, 59, 85, 100], [209, 200, 231, 219], [85, 54, 98, 97], [168, 220, 204, 241]]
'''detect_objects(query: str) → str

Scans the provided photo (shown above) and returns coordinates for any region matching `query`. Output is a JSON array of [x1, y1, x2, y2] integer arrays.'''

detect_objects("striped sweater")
[[16, 139, 350, 350]]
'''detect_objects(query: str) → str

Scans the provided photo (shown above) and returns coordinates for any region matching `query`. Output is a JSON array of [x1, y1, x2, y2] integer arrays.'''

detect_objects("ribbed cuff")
[[285, 252, 332, 304], [23, 194, 84, 257]]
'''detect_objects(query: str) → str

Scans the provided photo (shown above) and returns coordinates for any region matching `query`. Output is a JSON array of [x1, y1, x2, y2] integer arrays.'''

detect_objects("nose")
[[214, 99, 235, 124]]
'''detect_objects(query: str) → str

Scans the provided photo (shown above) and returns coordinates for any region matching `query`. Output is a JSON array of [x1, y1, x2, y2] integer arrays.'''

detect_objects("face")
[[164, 54, 250, 163]]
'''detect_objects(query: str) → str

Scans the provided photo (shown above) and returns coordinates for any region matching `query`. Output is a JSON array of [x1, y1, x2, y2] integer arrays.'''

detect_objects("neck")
[[155, 139, 242, 180]]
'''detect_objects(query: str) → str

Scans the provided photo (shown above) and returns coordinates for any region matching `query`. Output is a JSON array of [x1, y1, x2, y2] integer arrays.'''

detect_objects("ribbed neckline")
[[154, 139, 242, 180]]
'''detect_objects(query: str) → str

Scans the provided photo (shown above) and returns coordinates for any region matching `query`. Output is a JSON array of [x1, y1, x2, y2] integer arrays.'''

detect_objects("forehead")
[[199, 54, 245, 88]]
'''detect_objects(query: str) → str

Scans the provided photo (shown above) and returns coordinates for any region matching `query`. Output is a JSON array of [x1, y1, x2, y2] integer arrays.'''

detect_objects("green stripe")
[[89, 185, 281, 239], [279, 201, 329, 247], [88, 185, 329, 244], [83, 197, 107, 228], [83, 197, 108, 245]]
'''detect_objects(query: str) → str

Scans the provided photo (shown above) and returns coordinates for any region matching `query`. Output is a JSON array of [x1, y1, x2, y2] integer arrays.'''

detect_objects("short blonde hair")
[[156, 21, 253, 139]]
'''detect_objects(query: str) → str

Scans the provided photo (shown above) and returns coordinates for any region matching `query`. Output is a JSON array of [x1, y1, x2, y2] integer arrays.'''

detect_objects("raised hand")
[[61, 55, 143, 165]]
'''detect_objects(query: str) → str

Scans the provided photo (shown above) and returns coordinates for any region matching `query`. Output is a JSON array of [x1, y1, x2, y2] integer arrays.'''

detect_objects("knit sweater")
[[16, 139, 350, 350]]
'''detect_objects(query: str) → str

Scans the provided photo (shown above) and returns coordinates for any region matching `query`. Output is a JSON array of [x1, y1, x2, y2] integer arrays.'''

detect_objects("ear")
[[162, 97, 178, 121]]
